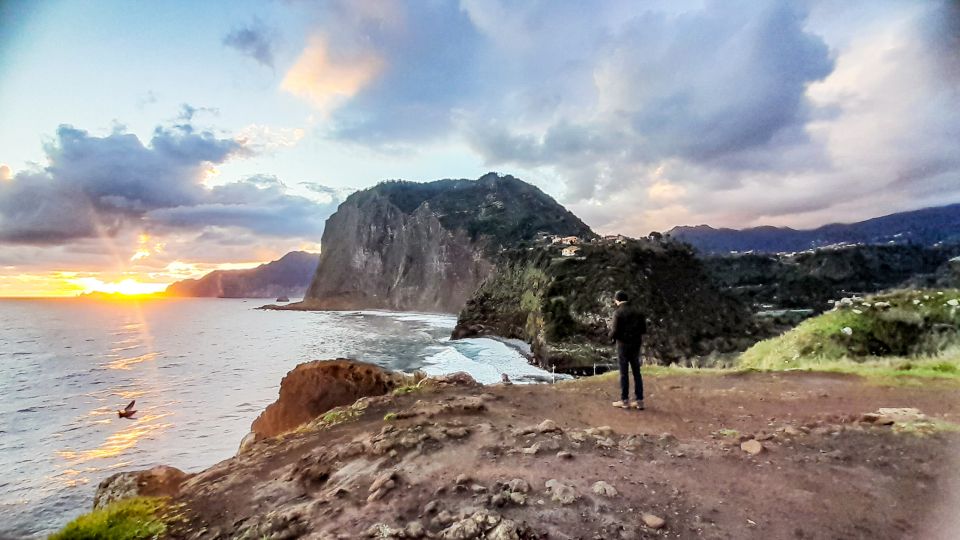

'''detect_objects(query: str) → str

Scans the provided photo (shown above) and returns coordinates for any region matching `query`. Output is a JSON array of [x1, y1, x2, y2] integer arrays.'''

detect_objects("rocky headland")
[[75, 359, 960, 540], [277, 173, 594, 313]]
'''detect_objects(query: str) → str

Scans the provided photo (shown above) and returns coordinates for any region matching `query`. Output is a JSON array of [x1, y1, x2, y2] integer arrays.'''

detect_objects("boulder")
[[641, 514, 666, 530], [506, 479, 530, 493], [93, 465, 190, 509], [545, 479, 577, 504], [591, 481, 618, 497], [740, 439, 764, 455], [251, 359, 412, 437]]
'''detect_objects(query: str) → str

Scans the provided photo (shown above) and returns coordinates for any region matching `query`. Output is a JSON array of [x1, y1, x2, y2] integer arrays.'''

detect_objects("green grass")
[[738, 289, 960, 380], [295, 402, 365, 434], [383, 412, 398, 422], [391, 385, 421, 396], [49, 497, 166, 540], [320, 407, 359, 425]]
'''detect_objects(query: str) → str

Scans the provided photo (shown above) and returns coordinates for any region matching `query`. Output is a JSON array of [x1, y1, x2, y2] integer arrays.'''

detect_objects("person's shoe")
[[631, 400, 645, 410], [611, 400, 629, 409]]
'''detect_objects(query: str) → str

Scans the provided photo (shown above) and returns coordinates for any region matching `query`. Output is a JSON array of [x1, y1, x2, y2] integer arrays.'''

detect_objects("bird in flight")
[[117, 400, 137, 419]]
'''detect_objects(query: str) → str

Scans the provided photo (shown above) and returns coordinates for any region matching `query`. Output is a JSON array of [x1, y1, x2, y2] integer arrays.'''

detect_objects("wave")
[[421, 337, 568, 384]]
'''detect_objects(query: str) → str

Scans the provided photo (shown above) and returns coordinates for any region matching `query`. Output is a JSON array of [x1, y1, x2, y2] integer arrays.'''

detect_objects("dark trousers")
[[617, 342, 643, 401]]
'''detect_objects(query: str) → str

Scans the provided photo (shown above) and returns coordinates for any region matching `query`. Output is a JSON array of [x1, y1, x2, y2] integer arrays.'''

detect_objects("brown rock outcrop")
[[250, 359, 411, 438], [93, 465, 190, 509]]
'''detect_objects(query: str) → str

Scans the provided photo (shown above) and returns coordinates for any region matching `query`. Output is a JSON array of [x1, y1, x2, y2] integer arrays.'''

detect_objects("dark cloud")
[[619, 2, 833, 162], [465, 1, 835, 198], [145, 176, 335, 237], [223, 19, 277, 68], [0, 171, 103, 244], [42, 124, 238, 214], [176, 103, 219, 123], [0, 121, 340, 245], [299, 182, 339, 198]]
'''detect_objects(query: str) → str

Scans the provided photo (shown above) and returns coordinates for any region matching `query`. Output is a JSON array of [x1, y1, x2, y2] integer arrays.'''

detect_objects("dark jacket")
[[608, 302, 646, 346]]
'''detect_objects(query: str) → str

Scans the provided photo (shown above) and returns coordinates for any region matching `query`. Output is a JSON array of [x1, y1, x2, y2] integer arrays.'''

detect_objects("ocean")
[[0, 298, 558, 538]]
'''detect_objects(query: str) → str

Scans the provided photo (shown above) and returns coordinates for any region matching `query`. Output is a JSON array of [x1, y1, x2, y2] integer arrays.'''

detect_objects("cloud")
[[281, 35, 384, 112], [464, 1, 835, 200], [282, 0, 484, 141], [277, 0, 959, 233], [176, 103, 219, 123], [146, 175, 336, 237], [223, 19, 277, 68], [300, 182, 338, 198], [235, 124, 305, 153], [0, 119, 342, 247]]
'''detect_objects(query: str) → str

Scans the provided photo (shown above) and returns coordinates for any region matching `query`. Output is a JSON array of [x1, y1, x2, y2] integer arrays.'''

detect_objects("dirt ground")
[[167, 371, 960, 540]]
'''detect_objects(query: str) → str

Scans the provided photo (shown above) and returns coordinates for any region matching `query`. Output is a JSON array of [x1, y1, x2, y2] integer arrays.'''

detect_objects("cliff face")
[[453, 238, 757, 372], [301, 173, 595, 313], [165, 251, 319, 298]]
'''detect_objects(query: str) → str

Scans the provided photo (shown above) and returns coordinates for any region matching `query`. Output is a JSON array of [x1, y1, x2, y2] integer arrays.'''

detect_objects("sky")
[[0, 0, 958, 296]]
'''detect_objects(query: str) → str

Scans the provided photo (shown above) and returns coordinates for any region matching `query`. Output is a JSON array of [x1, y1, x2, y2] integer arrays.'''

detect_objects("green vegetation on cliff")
[[49, 497, 167, 540], [738, 289, 960, 378], [346, 173, 596, 251], [454, 238, 758, 372], [703, 245, 960, 311]]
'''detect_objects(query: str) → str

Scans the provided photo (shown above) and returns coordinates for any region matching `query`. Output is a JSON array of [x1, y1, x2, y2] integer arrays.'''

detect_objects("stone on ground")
[[545, 479, 578, 504], [642, 513, 667, 529], [741, 439, 764, 455], [591, 481, 618, 497]]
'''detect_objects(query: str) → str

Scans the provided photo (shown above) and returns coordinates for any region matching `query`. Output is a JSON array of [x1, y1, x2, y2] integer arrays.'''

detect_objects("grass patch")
[[296, 402, 365, 433], [391, 385, 421, 396], [738, 289, 960, 380], [383, 412, 398, 422], [893, 418, 960, 436], [754, 354, 960, 384], [49, 497, 166, 540], [320, 408, 358, 425]]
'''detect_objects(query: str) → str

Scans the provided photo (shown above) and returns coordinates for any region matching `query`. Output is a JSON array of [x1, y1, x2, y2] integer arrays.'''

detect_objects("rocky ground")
[[105, 366, 960, 540]]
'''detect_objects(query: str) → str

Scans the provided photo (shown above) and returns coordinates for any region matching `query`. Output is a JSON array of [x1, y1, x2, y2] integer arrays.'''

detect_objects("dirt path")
[[168, 371, 960, 539]]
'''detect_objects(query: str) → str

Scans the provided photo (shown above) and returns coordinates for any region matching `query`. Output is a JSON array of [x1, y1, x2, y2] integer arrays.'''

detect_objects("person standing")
[[608, 290, 646, 410]]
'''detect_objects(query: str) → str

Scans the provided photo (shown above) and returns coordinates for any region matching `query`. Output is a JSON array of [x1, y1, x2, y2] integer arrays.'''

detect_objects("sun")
[[71, 277, 168, 297]]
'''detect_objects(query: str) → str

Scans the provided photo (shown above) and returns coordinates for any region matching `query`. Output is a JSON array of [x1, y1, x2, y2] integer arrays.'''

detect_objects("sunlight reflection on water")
[[0, 298, 553, 538]]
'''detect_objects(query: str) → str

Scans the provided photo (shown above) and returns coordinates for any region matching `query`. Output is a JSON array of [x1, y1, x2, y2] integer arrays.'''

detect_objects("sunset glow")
[[70, 278, 168, 297]]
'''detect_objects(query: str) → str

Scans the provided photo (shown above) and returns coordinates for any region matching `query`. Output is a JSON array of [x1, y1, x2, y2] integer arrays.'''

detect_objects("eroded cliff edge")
[[80, 359, 960, 540], [286, 173, 595, 313]]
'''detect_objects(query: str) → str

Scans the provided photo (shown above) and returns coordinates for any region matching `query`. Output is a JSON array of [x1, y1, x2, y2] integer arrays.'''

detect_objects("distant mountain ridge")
[[165, 251, 319, 298], [669, 203, 960, 254]]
